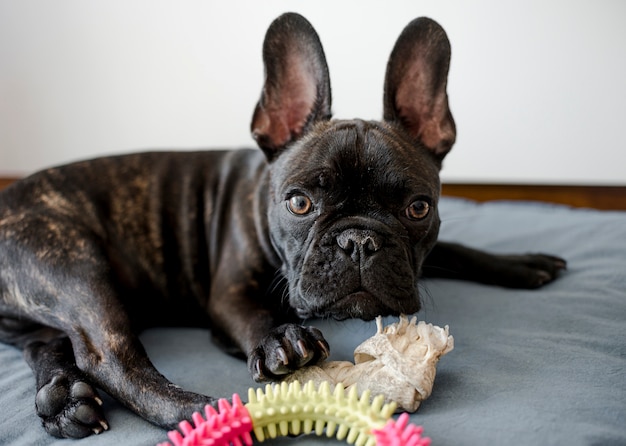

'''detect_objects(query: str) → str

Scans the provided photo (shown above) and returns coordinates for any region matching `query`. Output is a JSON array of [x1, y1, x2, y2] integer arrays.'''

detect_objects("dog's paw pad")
[[249, 324, 330, 382], [36, 376, 69, 416], [70, 381, 102, 404], [35, 375, 108, 438]]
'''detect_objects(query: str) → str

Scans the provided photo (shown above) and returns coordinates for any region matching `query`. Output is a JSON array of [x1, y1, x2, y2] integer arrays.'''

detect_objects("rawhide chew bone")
[[284, 315, 454, 412]]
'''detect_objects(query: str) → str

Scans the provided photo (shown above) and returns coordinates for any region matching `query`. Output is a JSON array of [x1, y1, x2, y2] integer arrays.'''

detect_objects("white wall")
[[1, 0, 625, 185]]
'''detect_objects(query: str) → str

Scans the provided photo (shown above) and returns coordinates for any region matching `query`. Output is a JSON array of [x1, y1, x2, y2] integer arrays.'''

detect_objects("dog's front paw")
[[35, 374, 108, 438], [248, 324, 330, 382], [496, 253, 567, 288]]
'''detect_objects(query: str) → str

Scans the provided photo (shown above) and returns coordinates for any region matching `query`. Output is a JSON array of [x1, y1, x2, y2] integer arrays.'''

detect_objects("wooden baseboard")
[[1, 177, 624, 210], [442, 184, 626, 210], [0, 177, 19, 191]]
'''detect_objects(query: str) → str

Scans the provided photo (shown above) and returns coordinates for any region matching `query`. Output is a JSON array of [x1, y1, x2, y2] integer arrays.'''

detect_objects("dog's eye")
[[405, 200, 430, 220], [287, 195, 313, 215]]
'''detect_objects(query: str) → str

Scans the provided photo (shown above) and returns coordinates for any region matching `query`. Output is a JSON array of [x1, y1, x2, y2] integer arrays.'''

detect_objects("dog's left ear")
[[251, 13, 332, 161], [383, 17, 456, 161]]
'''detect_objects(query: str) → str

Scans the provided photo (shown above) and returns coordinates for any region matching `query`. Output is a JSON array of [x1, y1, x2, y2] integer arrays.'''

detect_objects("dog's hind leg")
[[1, 243, 215, 437], [2, 300, 216, 438], [62, 306, 218, 433], [22, 284, 216, 437]]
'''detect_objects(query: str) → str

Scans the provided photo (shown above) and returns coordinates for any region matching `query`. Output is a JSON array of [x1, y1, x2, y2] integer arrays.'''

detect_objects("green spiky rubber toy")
[[157, 380, 431, 446]]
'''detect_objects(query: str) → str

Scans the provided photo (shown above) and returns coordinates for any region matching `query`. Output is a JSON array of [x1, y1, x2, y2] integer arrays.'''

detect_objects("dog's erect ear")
[[383, 17, 456, 161], [251, 13, 332, 161]]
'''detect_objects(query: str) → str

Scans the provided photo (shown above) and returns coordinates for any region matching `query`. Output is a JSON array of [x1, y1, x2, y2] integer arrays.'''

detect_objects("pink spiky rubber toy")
[[157, 380, 430, 446]]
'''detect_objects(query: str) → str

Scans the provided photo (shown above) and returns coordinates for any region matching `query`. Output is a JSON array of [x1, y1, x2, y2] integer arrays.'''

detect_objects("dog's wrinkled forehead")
[[272, 119, 442, 205]]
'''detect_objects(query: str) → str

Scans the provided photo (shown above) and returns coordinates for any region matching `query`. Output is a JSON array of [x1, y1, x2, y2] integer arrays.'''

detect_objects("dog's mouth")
[[293, 287, 418, 321], [331, 289, 382, 321]]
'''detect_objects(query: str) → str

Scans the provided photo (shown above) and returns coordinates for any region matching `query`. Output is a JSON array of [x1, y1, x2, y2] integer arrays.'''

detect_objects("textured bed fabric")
[[1, 197, 625, 445]]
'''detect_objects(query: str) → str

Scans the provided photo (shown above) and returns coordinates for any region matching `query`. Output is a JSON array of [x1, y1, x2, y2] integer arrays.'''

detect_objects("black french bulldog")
[[0, 13, 565, 438]]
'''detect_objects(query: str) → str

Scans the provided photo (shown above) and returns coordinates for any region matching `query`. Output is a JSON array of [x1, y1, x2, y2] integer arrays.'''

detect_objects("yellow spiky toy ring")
[[157, 380, 431, 446]]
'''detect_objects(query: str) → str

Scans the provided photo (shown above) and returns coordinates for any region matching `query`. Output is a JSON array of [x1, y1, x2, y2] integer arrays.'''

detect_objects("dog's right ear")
[[251, 13, 332, 161]]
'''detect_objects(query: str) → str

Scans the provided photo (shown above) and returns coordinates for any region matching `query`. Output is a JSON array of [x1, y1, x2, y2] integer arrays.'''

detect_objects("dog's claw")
[[253, 358, 267, 382], [95, 420, 109, 434], [276, 347, 289, 366], [535, 270, 552, 286], [296, 340, 309, 359], [317, 340, 330, 360]]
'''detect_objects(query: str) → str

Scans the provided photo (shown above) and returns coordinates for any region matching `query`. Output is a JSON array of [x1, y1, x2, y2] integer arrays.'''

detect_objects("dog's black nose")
[[337, 229, 382, 259]]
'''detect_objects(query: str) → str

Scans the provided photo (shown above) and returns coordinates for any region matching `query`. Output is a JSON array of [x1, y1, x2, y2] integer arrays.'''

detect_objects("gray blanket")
[[1, 197, 625, 445]]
